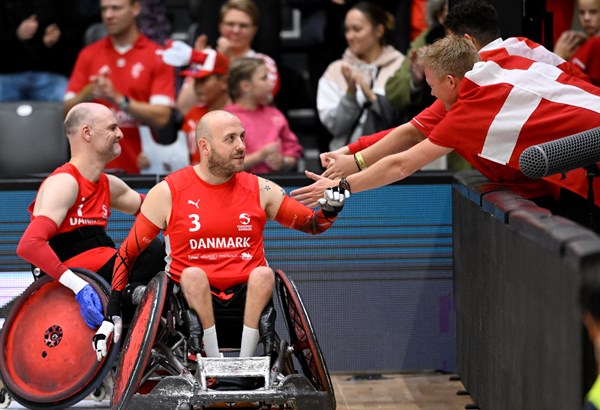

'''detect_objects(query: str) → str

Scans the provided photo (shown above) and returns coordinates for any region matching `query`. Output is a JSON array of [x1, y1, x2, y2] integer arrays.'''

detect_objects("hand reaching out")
[[318, 186, 350, 214], [290, 170, 338, 208], [321, 152, 359, 179]]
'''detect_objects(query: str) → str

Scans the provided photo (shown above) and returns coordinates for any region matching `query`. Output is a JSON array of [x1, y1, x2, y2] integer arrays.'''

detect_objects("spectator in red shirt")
[[63, 0, 176, 175]]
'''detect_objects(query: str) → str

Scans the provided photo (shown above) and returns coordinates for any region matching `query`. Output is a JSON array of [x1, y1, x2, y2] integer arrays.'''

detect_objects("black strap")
[[49, 226, 116, 262]]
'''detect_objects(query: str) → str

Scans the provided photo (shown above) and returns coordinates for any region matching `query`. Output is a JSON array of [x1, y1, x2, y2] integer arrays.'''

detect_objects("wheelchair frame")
[[0, 268, 117, 409], [112, 269, 335, 410]]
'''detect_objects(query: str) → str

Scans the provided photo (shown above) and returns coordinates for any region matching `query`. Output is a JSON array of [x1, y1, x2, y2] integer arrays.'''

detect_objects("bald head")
[[64, 102, 114, 139], [196, 110, 242, 142]]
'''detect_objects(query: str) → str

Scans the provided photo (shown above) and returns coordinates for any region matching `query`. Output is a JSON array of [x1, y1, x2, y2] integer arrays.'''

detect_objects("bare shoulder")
[[39, 172, 78, 198], [258, 176, 287, 216], [258, 176, 286, 199], [33, 173, 79, 217]]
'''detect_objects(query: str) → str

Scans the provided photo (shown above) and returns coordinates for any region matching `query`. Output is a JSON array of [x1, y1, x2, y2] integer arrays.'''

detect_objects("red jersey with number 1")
[[163, 167, 267, 290], [28, 163, 116, 271]]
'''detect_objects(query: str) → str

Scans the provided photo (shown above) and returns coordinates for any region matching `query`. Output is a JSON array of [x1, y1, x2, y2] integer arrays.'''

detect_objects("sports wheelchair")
[[0, 268, 335, 410], [0, 268, 116, 409]]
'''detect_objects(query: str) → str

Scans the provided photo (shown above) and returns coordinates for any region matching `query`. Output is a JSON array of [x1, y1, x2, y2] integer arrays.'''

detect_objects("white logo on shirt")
[[131, 62, 144, 79], [188, 199, 200, 209]]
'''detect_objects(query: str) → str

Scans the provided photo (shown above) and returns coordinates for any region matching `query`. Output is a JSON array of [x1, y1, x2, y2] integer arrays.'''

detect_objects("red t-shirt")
[[348, 37, 589, 154], [28, 163, 116, 271], [65, 34, 175, 174], [427, 55, 600, 203], [163, 167, 267, 290], [571, 36, 600, 87], [181, 105, 210, 165]]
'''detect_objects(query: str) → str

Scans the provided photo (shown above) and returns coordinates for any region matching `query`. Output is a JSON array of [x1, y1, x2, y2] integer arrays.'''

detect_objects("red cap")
[[180, 49, 229, 79]]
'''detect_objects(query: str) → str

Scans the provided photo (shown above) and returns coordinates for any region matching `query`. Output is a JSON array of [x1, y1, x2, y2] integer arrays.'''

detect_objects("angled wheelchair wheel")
[[111, 271, 168, 410], [275, 269, 336, 409], [0, 268, 117, 410]]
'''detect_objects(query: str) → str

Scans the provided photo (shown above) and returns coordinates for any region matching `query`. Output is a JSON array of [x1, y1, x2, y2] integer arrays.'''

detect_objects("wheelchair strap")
[[49, 226, 116, 262]]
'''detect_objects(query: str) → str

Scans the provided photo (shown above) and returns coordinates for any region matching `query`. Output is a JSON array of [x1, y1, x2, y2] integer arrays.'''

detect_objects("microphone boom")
[[519, 127, 600, 178]]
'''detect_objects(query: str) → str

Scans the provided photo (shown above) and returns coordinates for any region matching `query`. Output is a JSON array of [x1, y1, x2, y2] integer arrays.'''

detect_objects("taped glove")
[[92, 316, 122, 361], [59, 269, 103, 329], [318, 186, 350, 214]]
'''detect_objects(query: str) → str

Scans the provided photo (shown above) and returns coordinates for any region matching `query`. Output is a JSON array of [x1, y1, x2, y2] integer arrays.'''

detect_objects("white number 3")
[[189, 214, 201, 232]]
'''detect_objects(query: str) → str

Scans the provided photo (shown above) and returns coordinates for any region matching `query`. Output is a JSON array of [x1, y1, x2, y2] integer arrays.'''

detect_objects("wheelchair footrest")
[[198, 357, 271, 390]]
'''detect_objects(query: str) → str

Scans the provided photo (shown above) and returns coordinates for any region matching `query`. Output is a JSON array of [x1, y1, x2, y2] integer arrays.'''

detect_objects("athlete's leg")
[[180, 266, 220, 357], [240, 266, 275, 357]]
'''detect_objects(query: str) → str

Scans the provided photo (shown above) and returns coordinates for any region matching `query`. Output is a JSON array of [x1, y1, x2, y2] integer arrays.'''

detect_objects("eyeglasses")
[[221, 21, 253, 31]]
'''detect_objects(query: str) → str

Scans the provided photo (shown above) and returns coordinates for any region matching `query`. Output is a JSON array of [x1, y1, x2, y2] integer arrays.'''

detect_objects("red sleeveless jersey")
[[28, 163, 116, 270], [164, 167, 267, 290]]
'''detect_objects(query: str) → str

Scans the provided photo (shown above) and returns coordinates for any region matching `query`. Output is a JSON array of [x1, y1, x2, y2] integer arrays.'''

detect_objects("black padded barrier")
[[453, 169, 600, 410]]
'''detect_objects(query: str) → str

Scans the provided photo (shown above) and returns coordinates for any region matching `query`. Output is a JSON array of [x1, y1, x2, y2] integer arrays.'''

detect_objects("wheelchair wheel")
[[275, 269, 335, 409], [111, 271, 168, 410], [0, 268, 117, 409]]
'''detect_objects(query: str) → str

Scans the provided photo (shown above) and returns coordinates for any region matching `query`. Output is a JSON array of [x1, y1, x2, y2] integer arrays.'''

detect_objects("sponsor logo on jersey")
[[241, 252, 252, 261], [188, 199, 201, 209], [238, 212, 252, 231]]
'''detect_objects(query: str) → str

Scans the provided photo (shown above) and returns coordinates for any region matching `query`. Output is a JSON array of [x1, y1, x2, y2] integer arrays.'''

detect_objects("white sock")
[[239, 325, 260, 357], [202, 325, 220, 357]]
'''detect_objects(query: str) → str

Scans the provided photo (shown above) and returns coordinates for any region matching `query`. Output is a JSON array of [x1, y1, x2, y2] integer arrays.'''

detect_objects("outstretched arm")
[[320, 123, 426, 179], [345, 139, 452, 194], [260, 177, 349, 234]]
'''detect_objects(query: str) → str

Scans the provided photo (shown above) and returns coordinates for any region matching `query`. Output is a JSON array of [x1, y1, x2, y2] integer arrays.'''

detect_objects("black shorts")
[[210, 283, 274, 348]]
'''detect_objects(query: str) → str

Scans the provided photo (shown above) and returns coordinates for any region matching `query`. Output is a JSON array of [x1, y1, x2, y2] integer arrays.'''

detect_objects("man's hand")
[[92, 316, 122, 361], [59, 269, 104, 328], [290, 171, 337, 208], [75, 285, 105, 328], [318, 187, 350, 214], [321, 152, 359, 179]]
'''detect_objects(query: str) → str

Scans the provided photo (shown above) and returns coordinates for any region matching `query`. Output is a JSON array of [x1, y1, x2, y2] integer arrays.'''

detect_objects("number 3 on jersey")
[[189, 214, 201, 232]]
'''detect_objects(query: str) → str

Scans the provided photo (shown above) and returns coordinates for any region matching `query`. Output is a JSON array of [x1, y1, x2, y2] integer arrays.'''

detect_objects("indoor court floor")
[[3, 371, 475, 409]]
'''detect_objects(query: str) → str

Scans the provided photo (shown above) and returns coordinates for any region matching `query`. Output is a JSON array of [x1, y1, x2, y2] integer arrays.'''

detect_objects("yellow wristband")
[[354, 152, 367, 171]]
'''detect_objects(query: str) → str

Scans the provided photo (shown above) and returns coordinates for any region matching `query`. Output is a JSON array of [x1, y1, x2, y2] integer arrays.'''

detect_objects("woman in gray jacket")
[[317, 1, 405, 151]]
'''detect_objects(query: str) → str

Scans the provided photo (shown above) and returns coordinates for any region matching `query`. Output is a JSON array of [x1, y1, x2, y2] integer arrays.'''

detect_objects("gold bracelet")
[[354, 152, 367, 171]]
